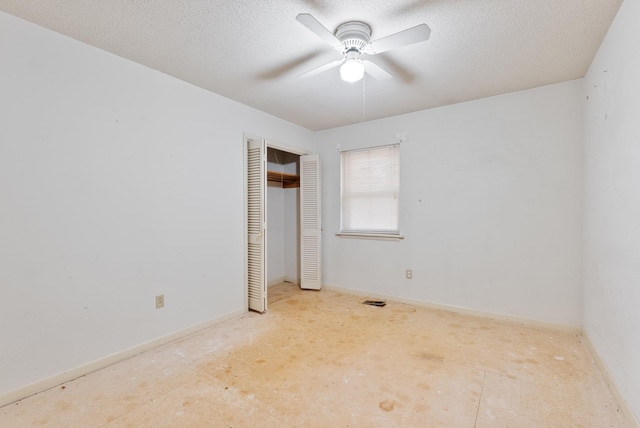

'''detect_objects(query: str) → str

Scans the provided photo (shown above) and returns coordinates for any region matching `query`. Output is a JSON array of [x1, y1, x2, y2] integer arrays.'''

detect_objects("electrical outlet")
[[156, 295, 165, 309], [406, 269, 413, 280]]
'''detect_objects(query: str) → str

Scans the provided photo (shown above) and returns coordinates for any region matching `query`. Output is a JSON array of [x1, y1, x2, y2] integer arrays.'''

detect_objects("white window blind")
[[341, 144, 400, 234]]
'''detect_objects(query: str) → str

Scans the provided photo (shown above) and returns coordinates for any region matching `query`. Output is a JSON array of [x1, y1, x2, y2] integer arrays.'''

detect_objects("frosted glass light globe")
[[340, 59, 364, 82]]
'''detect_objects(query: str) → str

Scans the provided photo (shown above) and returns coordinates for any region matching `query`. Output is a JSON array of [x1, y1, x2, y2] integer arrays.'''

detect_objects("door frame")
[[243, 134, 312, 312]]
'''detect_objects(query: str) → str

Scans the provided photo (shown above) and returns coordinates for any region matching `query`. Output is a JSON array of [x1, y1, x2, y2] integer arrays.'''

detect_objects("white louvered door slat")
[[300, 154, 321, 290], [247, 138, 266, 312]]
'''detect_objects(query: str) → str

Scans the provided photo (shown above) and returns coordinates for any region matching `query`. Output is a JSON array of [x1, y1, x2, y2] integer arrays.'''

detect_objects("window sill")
[[335, 232, 404, 241]]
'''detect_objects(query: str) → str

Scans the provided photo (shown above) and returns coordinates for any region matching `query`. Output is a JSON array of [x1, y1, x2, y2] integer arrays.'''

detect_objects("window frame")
[[338, 144, 403, 240]]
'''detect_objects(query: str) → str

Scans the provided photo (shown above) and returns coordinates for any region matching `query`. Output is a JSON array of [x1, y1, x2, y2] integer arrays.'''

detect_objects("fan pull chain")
[[362, 76, 366, 123]]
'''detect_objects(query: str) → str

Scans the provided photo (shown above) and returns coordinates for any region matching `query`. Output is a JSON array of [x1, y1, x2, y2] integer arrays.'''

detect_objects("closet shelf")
[[267, 170, 299, 188]]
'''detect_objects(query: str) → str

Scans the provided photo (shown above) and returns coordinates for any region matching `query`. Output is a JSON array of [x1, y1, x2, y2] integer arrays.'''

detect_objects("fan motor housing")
[[335, 21, 371, 52]]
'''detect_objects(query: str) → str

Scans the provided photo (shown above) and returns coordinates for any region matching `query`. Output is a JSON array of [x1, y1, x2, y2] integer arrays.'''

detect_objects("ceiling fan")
[[296, 13, 431, 82]]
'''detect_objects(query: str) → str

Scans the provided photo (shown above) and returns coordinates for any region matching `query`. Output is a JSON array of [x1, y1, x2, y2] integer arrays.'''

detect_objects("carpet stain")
[[379, 399, 396, 412]]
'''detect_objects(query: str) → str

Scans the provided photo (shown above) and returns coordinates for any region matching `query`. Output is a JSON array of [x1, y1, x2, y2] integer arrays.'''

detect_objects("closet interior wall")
[[267, 148, 300, 286]]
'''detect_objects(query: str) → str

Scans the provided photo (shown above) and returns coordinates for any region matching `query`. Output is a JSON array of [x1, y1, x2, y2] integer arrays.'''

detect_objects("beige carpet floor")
[[0, 282, 630, 427]]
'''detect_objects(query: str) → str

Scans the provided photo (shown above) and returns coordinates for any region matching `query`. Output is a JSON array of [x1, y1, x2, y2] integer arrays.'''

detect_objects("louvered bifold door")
[[247, 138, 266, 312], [300, 154, 321, 290]]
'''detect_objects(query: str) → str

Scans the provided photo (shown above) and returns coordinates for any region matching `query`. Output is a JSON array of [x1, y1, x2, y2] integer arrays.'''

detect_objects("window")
[[341, 144, 400, 235]]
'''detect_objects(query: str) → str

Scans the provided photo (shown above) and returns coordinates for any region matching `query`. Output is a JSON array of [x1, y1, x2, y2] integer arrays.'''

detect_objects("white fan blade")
[[368, 23, 431, 54], [363, 60, 393, 80], [296, 13, 342, 49], [298, 59, 344, 78]]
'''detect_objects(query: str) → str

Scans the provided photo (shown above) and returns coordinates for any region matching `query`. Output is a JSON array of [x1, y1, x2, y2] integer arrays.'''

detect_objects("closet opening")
[[245, 134, 321, 313], [266, 147, 301, 291]]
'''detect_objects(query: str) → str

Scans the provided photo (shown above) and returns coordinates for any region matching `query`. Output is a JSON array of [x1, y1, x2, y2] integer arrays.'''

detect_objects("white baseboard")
[[268, 276, 286, 287], [322, 284, 582, 334], [582, 330, 640, 428], [0, 309, 245, 408], [268, 276, 299, 286]]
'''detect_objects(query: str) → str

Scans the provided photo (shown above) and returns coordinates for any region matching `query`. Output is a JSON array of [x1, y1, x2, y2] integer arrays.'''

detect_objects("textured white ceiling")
[[0, 0, 623, 131]]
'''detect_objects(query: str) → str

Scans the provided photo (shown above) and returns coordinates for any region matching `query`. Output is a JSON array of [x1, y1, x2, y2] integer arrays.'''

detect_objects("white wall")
[[267, 150, 286, 285], [282, 153, 300, 283], [267, 181, 285, 284], [315, 80, 584, 326], [0, 11, 313, 397], [583, 0, 640, 420], [283, 186, 300, 283]]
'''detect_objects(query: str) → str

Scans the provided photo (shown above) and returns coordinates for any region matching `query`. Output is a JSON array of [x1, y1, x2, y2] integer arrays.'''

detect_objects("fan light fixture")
[[340, 59, 364, 82], [296, 14, 431, 82]]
